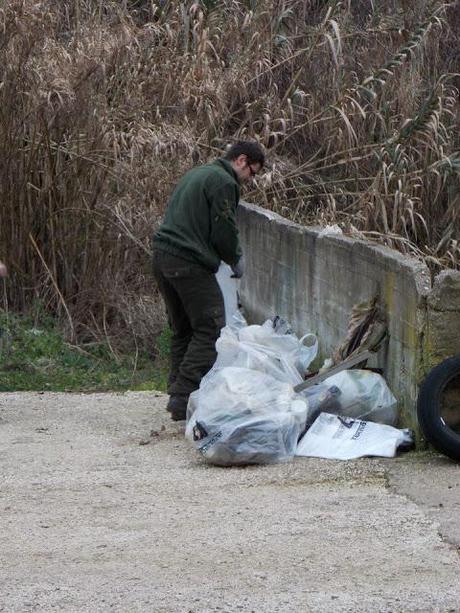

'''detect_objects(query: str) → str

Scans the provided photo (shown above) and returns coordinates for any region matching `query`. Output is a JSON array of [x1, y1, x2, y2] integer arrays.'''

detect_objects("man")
[[152, 141, 265, 421]]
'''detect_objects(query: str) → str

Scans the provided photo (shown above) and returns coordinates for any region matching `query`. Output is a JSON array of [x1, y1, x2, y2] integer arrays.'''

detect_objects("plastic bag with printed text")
[[296, 412, 413, 460]]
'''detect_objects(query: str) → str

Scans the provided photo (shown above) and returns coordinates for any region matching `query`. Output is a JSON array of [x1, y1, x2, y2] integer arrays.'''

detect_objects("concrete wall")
[[425, 271, 460, 367], [238, 202, 460, 429]]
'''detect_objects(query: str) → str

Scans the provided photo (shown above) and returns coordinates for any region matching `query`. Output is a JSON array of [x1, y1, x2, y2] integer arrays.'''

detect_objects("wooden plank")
[[293, 350, 374, 393]]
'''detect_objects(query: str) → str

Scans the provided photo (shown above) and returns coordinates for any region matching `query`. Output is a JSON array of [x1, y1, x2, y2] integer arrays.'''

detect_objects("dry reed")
[[0, 0, 458, 348]]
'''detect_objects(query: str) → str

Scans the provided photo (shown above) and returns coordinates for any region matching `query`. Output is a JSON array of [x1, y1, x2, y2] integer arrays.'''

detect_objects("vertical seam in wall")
[[417, 292, 429, 385]]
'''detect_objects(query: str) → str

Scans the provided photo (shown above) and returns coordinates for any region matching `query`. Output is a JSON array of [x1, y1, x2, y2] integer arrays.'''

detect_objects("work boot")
[[166, 394, 189, 421]]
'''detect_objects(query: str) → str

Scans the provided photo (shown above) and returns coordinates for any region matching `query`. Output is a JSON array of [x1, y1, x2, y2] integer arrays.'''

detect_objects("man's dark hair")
[[224, 141, 265, 167]]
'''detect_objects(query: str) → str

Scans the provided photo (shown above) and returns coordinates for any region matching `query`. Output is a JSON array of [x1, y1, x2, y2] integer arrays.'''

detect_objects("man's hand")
[[0, 261, 7, 278], [231, 257, 244, 279]]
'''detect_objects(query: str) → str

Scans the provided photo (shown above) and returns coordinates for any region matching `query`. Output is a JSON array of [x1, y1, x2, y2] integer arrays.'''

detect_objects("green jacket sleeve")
[[208, 182, 242, 266]]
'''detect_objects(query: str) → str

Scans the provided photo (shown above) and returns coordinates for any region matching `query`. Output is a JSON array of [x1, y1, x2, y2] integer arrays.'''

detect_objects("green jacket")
[[153, 159, 242, 272]]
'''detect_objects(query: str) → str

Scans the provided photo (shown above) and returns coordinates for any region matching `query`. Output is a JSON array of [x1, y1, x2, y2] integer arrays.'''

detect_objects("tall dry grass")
[[0, 0, 459, 347]]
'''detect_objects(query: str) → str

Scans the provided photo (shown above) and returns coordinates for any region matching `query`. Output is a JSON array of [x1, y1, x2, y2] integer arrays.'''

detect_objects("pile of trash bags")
[[185, 265, 414, 466]]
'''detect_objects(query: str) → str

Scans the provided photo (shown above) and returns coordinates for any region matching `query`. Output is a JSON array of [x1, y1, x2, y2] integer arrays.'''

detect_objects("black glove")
[[231, 257, 244, 279]]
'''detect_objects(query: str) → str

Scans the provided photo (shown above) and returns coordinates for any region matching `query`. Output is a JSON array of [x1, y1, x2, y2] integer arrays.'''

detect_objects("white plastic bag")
[[300, 369, 397, 426], [228, 309, 248, 332], [266, 317, 318, 375], [214, 267, 319, 381], [215, 262, 238, 325], [318, 224, 343, 237], [224, 318, 318, 381], [296, 412, 413, 460], [215, 328, 303, 386], [186, 367, 308, 466], [294, 333, 318, 375], [239, 321, 318, 374]]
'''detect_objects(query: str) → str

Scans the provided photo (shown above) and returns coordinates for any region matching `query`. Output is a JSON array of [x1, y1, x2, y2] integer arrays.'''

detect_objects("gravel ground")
[[1, 391, 459, 612]]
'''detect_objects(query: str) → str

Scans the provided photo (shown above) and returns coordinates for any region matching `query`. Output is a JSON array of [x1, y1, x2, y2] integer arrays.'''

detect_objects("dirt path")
[[1, 392, 459, 612]]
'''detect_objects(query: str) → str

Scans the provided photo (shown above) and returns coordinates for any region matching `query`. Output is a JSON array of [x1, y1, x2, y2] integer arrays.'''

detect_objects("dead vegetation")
[[0, 0, 459, 348]]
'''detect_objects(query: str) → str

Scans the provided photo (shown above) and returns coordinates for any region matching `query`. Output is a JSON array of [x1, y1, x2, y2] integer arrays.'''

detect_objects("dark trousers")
[[152, 250, 225, 397]]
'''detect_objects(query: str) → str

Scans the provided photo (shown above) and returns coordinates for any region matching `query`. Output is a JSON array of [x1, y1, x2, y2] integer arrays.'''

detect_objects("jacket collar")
[[214, 158, 240, 184]]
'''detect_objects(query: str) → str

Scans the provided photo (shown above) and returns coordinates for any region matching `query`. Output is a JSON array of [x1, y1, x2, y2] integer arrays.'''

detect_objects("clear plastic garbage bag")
[[214, 316, 318, 386], [186, 367, 309, 466], [239, 319, 318, 378], [214, 262, 317, 378], [214, 327, 303, 385], [300, 369, 397, 427]]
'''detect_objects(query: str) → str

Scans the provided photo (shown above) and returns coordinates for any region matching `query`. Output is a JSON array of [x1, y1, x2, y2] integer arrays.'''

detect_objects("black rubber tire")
[[417, 355, 460, 462]]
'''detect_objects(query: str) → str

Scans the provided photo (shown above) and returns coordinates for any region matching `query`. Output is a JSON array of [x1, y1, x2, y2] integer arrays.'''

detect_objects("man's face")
[[231, 154, 262, 184]]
